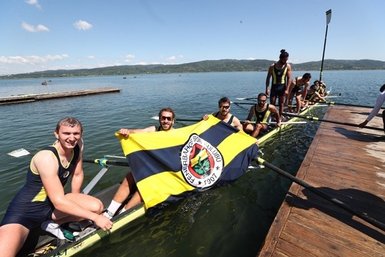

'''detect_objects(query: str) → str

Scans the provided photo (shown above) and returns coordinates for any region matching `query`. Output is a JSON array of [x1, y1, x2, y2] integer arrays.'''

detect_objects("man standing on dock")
[[358, 84, 385, 131], [265, 49, 292, 118]]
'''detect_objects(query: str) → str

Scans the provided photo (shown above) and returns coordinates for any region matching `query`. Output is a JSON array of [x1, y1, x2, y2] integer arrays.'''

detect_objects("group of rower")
[[3, 49, 382, 257], [265, 49, 328, 117]]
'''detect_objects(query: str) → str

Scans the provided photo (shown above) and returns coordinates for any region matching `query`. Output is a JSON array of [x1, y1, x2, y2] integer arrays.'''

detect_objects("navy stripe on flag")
[[127, 145, 181, 181]]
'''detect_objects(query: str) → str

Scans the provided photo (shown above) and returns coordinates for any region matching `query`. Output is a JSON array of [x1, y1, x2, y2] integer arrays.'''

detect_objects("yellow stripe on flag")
[[136, 171, 195, 209], [116, 115, 221, 156], [217, 131, 257, 165]]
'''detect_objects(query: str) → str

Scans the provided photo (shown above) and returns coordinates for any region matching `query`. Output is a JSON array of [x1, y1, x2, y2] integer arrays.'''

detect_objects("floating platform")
[[258, 105, 385, 257], [0, 87, 120, 105]]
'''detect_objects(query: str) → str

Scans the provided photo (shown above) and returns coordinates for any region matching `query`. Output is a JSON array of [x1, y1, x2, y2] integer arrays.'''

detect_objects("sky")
[[1, 0, 385, 75]]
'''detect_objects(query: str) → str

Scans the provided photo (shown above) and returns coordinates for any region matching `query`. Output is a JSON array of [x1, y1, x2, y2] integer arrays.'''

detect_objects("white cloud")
[[124, 54, 135, 63], [73, 20, 93, 31], [0, 54, 68, 64], [21, 22, 49, 32], [166, 55, 184, 63], [25, 0, 41, 9]]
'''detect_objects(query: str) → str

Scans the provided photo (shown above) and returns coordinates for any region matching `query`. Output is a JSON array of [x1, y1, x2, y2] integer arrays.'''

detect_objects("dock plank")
[[258, 106, 385, 257]]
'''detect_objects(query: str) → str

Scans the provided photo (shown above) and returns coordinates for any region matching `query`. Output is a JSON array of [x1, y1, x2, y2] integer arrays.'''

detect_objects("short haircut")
[[257, 93, 267, 100], [218, 97, 230, 107], [303, 73, 311, 80], [55, 117, 83, 134]]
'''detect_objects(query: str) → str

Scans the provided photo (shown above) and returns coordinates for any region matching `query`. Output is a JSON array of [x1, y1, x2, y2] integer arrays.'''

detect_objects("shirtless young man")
[[104, 107, 175, 218], [287, 73, 312, 113], [243, 93, 281, 138], [0, 117, 112, 257]]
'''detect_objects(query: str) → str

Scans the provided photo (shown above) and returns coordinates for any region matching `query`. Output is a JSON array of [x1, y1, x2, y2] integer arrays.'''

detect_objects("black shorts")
[[1, 200, 53, 229], [271, 84, 286, 97]]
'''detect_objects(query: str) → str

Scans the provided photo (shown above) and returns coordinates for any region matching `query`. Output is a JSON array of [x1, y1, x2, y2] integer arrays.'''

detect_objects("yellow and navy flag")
[[116, 115, 258, 209]]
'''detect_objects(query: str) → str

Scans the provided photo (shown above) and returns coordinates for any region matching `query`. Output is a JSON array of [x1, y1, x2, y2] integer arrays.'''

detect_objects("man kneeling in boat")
[[203, 97, 243, 131], [0, 117, 112, 257], [243, 93, 281, 138], [104, 107, 176, 219]]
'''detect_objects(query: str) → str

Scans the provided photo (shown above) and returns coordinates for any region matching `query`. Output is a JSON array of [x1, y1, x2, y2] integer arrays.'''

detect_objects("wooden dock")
[[0, 87, 120, 105], [258, 105, 385, 257]]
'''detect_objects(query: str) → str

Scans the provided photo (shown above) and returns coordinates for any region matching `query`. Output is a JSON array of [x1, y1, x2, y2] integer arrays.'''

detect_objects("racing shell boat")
[[21, 103, 319, 257]]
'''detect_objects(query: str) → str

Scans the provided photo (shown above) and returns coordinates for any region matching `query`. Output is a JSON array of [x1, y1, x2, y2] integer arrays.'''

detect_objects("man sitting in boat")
[[203, 97, 243, 130], [287, 73, 312, 113], [243, 93, 281, 138], [103, 107, 175, 219], [0, 117, 112, 257], [305, 80, 326, 104]]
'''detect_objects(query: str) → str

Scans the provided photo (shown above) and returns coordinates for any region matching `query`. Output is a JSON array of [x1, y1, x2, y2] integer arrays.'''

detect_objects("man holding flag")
[[104, 107, 176, 218], [113, 112, 259, 212]]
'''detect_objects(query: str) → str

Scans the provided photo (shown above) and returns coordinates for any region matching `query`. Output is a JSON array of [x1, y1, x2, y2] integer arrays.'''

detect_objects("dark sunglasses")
[[221, 105, 230, 109], [161, 116, 173, 121]]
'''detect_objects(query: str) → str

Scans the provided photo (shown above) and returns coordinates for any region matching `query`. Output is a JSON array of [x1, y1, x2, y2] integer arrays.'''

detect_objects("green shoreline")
[[2, 58, 385, 79]]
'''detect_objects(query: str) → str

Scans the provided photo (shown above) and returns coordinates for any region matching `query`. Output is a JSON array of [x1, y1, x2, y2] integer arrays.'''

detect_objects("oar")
[[151, 116, 306, 125], [231, 101, 256, 106], [283, 113, 384, 132], [265, 121, 306, 125], [235, 97, 257, 101], [324, 101, 385, 109], [257, 157, 385, 232], [6, 148, 118, 194], [83, 158, 129, 167], [82, 159, 129, 194]]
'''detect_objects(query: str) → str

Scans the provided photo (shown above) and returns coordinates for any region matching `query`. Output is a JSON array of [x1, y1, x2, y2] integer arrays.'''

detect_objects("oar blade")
[[7, 148, 30, 157]]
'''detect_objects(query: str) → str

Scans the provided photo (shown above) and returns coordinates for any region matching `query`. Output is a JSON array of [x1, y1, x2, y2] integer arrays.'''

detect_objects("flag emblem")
[[181, 134, 224, 189]]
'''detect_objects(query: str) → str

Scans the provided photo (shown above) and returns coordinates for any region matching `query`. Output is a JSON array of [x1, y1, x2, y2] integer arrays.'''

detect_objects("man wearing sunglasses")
[[243, 93, 281, 138], [103, 107, 175, 219], [204, 97, 243, 131]]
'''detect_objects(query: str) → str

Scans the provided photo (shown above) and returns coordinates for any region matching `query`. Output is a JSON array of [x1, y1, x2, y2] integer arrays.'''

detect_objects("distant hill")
[[2, 59, 385, 79]]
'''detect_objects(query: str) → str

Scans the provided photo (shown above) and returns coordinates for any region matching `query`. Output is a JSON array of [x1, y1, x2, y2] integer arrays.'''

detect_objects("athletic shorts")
[[0, 200, 53, 229], [271, 84, 286, 97]]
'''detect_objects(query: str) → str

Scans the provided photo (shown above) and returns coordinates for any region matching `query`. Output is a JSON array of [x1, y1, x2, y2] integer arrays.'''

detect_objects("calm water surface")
[[0, 70, 384, 257]]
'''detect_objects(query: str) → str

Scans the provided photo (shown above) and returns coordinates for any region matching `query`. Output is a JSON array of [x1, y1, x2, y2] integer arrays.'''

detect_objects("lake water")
[[0, 70, 384, 257]]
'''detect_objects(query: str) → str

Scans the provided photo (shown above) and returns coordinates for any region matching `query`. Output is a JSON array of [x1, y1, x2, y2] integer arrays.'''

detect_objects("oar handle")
[[84, 158, 129, 167], [326, 101, 385, 109], [257, 157, 385, 232]]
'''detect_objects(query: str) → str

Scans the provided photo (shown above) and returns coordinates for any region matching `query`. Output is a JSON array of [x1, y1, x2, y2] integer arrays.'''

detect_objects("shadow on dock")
[[286, 188, 385, 243]]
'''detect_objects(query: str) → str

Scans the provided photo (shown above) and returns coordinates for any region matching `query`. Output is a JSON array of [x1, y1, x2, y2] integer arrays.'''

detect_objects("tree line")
[[2, 59, 385, 79]]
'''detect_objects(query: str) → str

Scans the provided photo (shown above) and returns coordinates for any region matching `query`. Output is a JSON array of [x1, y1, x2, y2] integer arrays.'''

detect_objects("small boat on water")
[[19, 103, 320, 257]]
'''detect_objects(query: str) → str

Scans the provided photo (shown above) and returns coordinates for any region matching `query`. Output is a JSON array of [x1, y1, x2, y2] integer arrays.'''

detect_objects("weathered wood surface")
[[258, 105, 385, 257], [0, 87, 120, 105]]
